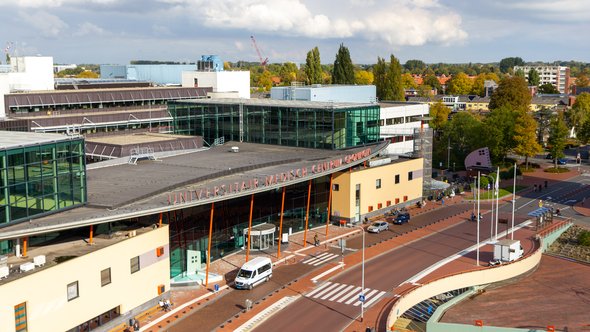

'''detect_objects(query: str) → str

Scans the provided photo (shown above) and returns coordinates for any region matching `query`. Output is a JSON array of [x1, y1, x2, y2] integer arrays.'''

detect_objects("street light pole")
[[359, 225, 365, 322], [447, 136, 451, 169], [476, 171, 480, 266], [511, 163, 517, 240]]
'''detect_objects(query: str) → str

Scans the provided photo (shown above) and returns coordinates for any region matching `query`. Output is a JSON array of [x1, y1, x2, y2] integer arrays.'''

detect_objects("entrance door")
[[186, 250, 201, 275]]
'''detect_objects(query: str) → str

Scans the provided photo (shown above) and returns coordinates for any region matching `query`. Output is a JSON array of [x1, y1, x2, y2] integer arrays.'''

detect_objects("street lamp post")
[[357, 225, 365, 322]]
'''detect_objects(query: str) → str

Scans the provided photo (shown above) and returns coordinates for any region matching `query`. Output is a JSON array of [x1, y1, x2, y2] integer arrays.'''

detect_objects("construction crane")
[[250, 36, 268, 68]]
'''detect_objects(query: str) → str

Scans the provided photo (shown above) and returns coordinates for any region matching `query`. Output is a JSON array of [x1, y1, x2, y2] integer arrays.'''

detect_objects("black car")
[[393, 213, 410, 224]]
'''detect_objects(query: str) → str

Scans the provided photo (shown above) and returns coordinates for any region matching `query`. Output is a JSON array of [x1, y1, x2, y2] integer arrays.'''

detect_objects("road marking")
[[310, 262, 345, 283], [312, 282, 341, 299], [362, 291, 387, 308], [303, 252, 339, 266], [320, 283, 349, 300], [305, 281, 333, 297], [328, 284, 356, 301], [564, 199, 577, 204], [345, 289, 364, 304], [353, 289, 379, 307], [337, 286, 361, 303]]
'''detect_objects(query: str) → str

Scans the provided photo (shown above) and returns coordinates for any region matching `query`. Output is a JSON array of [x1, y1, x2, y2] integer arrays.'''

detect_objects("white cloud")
[[74, 22, 105, 36], [18, 11, 68, 37], [499, 0, 590, 21], [161, 0, 467, 46]]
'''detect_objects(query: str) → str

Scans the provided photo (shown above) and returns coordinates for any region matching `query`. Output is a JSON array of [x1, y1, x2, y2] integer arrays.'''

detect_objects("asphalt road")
[[168, 167, 590, 332]]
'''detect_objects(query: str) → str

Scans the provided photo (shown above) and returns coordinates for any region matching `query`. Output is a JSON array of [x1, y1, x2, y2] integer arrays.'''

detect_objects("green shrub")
[[544, 167, 569, 173], [578, 230, 590, 246]]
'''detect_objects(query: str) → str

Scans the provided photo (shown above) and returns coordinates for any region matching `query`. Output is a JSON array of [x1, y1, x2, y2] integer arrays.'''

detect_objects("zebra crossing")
[[302, 252, 339, 266], [305, 281, 387, 307]]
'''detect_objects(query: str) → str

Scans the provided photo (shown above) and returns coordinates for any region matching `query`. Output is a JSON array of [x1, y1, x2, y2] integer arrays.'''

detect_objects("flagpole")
[[490, 179, 494, 243], [511, 163, 516, 240], [477, 171, 480, 266]]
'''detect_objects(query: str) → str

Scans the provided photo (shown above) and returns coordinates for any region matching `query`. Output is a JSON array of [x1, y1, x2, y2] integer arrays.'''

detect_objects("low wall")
[[386, 239, 543, 331]]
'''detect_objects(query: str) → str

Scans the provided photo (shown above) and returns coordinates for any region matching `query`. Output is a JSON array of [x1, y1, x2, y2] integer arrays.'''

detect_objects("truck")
[[492, 239, 524, 263]]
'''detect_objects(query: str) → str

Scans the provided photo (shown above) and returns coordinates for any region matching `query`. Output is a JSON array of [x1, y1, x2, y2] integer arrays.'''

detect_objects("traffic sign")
[[359, 294, 366, 302]]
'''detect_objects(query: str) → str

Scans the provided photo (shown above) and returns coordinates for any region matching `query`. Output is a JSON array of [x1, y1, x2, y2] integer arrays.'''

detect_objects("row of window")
[[66, 256, 141, 302], [332, 171, 415, 192], [379, 116, 418, 126]]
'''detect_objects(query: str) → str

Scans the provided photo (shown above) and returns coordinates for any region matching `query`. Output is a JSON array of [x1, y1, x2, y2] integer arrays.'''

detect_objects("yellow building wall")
[[0, 226, 170, 332], [331, 158, 423, 220]]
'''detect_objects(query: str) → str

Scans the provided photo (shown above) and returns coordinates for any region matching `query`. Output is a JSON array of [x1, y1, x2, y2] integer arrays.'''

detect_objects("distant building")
[[181, 71, 250, 99], [100, 63, 197, 85], [270, 84, 377, 104], [514, 65, 571, 94], [484, 80, 498, 97]]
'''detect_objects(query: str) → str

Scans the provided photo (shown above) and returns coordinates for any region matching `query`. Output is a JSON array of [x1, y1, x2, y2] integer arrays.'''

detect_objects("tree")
[[513, 112, 542, 169], [483, 105, 519, 160], [386, 54, 405, 101], [576, 74, 590, 88], [279, 62, 298, 86], [548, 112, 569, 168], [527, 68, 540, 86], [373, 54, 404, 101], [488, 76, 531, 112], [499, 57, 524, 73], [373, 57, 388, 100], [429, 101, 450, 133], [354, 70, 374, 85], [471, 73, 499, 96], [576, 120, 590, 144], [304, 47, 322, 85], [515, 69, 525, 78], [332, 43, 355, 84], [401, 73, 417, 90], [538, 83, 559, 94], [77, 70, 99, 79], [446, 72, 473, 95], [404, 59, 426, 73], [422, 73, 441, 92], [257, 70, 273, 91], [442, 112, 482, 165], [569, 92, 590, 136], [417, 85, 432, 97]]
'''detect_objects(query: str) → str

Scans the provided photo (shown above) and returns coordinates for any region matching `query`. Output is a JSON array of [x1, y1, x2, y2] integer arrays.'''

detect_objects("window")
[[395, 174, 400, 184], [332, 184, 340, 191], [408, 171, 413, 181], [130, 256, 140, 274], [386, 118, 394, 125], [67, 281, 79, 301], [376, 179, 381, 189], [101, 268, 111, 287], [14, 302, 27, 332]]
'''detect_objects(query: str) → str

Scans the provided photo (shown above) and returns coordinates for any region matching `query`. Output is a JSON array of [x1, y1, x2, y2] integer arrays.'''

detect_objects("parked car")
[[393, 213, 411, 225], [545, 153, 553, 159], [367, 221, 389, 233], [557, 158, 568, 165]]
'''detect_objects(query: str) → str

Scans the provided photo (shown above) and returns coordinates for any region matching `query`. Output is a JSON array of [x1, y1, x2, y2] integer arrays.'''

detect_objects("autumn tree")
[[576, 74, 590, 88], [429, 100, 450, 133], [547, 112, 569, 168], [422, 71, 441, 92], [471, 73, 499, 96], [483, 105, 519, 160], [446, 72, 473, 95], [77, 70, 99, 79], [305, 47, 322, 85], [401, 73, 417, 90], [569, 92, 590, 136], [332, 44, 355, 84], [354, 70, 374, 85], [513, 112, 542, 169], [488, 76, 531, 112], [257, 70, 273, 91], [527, 68, 540, 86], [279, 62, 298, 85]]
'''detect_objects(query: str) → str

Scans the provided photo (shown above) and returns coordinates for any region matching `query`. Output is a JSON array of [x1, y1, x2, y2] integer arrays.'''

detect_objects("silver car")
[[367, 221, 389, 233]]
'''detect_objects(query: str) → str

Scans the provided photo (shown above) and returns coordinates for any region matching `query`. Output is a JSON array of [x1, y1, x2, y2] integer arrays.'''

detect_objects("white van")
[[234, 257, 273, 290]]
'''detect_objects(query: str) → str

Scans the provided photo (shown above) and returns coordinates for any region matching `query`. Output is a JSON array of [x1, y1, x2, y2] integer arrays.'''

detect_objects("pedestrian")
[[544, 180, 548, 188], [534, 184, 537, 192], [441, 198, 445, 206], [314, 233, 319, 246], [539, 183, 542, 192], [133, 320, 140, 332]]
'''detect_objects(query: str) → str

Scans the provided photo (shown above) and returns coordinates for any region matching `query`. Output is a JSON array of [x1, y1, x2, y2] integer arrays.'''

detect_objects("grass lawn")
[[471, 185, 527, 200]]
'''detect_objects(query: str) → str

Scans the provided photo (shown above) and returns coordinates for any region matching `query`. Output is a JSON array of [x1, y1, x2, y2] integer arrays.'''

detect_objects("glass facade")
[[168, 177, 330, 279], [0, 139, 87, 225], [169, 101, 380, 149]]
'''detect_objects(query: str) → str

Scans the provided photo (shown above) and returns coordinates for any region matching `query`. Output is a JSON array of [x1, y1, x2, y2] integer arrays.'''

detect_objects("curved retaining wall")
[[386, 238, 543, 331]]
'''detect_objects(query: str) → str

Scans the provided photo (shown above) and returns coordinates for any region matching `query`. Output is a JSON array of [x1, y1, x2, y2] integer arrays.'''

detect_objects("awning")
[[527, 207, 552, 217]]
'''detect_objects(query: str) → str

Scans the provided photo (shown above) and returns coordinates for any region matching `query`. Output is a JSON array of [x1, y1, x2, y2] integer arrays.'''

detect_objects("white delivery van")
[[493, 239, 524, 262], [234, 257, 273, 290]]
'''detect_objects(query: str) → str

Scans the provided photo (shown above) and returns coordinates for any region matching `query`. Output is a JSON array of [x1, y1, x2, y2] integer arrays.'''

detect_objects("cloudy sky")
[[0, 0, 588, 65]]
